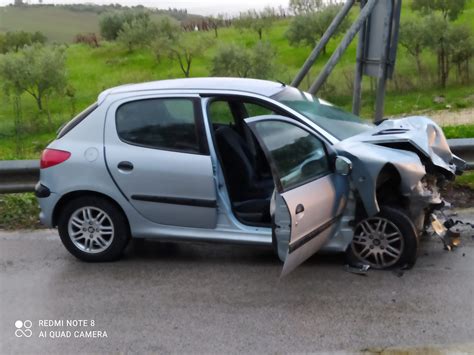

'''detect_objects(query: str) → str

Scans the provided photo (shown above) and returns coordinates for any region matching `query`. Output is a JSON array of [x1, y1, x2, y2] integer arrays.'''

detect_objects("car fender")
[[334, 141, 425, 216]]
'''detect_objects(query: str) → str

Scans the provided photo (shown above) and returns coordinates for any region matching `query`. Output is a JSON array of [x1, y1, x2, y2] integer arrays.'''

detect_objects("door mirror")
[[335, 156, 352, 176]]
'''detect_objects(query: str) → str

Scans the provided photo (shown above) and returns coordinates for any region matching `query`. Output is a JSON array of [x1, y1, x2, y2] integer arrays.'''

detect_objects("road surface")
[[1, 209, 473, 354]]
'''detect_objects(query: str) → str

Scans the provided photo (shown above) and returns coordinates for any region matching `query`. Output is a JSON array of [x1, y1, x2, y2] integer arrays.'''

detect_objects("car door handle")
[[295, 204, 305, 214], [118, 161, 134, 171]]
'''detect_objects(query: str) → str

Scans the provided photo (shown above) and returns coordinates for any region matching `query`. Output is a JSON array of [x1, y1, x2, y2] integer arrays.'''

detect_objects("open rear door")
[[245, 116, 349, 276]]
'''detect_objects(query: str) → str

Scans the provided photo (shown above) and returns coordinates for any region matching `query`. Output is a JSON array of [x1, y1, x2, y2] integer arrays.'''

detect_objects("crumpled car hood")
[[342, 116, 457, 175], [333, 116, 463, 217]]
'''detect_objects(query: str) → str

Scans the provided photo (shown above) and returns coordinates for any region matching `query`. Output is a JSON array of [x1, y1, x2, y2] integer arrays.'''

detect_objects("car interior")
[[207, 97, 282, 226]]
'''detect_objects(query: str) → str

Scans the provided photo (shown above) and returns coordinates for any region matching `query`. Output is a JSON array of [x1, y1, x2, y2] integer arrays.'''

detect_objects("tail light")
[[40, 149, 71, 169]]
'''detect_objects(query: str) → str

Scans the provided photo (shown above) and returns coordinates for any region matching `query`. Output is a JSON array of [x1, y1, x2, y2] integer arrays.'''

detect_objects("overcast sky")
[[0, 0, 291, 15]]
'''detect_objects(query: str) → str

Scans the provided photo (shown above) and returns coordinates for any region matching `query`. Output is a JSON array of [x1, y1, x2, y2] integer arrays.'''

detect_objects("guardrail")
[[0, 139, 472, 194], [0, 160, 39, 194], [448, 138, 474, 170]]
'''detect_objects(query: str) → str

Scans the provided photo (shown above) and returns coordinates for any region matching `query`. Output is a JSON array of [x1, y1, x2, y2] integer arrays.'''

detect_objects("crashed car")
[[35, 78, 465, 274]]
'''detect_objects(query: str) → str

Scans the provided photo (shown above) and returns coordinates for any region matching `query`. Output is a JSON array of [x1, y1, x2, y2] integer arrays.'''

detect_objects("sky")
[[0, 0, 292, 15]]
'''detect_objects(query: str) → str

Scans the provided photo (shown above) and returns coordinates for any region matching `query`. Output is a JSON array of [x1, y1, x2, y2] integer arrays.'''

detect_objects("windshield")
[[272, 87, 373, 140]]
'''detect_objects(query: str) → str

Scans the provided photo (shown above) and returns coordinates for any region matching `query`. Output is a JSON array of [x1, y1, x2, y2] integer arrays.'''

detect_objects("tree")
[[153, 33, 213, 77], [447, 25, 474, 84], [411, 0, 467, 21], [0, 31, 47, 53], [286, 5, 349, 54], [155, 16, 181, 42], [117, 16, 157, 52], [0, 44, 67, 116], [234, 8, 275, 40], [207, 14, 224, 38], [210, 44, 252, 77], [423, 15, 474, 88], [289, 0, 323, 15], [99, 10, 152, 41], [210, 41, 279, 80], [99, 12, 125, 40], [399, 17, 430, 76]]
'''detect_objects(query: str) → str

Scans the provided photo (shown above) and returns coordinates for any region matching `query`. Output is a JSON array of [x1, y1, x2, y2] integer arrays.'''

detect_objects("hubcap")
[[351, 217, 404, 268], [67, 207, 114, 254]]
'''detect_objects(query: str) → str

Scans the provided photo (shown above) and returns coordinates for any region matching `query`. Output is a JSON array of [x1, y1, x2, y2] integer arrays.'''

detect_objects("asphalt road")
[[1, 209, 473, 354]]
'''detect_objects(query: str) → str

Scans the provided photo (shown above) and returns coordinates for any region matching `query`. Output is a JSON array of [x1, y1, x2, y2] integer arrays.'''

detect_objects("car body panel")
[[333, 116, 458, 217], [103, 94, 217, 229], [245, 115, 350, 275]]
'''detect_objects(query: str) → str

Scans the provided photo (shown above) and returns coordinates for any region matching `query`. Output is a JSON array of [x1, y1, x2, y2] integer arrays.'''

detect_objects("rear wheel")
[[348, 206, 419, 269], [58, 196, 130, 262]]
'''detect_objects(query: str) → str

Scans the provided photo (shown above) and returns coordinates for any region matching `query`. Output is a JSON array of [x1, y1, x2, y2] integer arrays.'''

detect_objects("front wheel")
[[58, 196, 130, 262], [348, 206, 419, 269]]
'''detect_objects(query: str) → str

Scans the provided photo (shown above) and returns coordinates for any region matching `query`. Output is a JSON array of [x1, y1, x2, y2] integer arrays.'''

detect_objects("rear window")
[[57, 102, 98, 139], [116, 98, 201, 154]]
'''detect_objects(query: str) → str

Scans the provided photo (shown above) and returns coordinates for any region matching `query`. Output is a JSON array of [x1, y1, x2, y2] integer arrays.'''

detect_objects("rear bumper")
[[35, 184, 60, 228], [35, 182, 51, 198]]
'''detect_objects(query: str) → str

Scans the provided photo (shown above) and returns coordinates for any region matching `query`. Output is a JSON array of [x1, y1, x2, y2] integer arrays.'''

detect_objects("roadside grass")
[[443, 124, 474, 139], [0, 193, 41, 230], [455, 170, 474, 189]]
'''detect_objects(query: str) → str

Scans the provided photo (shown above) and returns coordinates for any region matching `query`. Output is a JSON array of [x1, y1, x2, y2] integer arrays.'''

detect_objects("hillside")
[[0, 5, 201, 43]]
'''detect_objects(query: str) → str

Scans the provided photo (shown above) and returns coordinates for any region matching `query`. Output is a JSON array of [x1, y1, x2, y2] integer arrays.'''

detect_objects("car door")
[[104, 95, 217, 229], [245, 115, 349, 276]]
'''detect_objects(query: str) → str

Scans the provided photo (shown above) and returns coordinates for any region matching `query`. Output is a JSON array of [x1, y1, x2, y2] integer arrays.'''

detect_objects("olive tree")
[[286, 5, 349, 55], [99, 10, 152, 41], [117, 16, 157, 52], [0, 31, 47, 53], [0, 45, 67, 119], [399, 17, 431, 76], [153, 33, 213, 77], [210, 41, 279, 79], [411, 0, 467, 21], [289, 0, 323, 15], [234, 8, 276, 40]]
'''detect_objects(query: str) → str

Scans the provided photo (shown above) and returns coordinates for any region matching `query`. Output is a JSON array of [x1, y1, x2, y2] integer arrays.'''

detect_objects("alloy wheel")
[[351, 217, 404, 268], [67, 206, 114, 254]]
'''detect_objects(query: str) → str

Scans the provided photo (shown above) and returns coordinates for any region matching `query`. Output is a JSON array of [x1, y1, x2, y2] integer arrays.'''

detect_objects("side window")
[[252, 121, 330, 191], [209, 100, 234, 124], [116, 98, 200, 154], [244, 102, 274, 117]]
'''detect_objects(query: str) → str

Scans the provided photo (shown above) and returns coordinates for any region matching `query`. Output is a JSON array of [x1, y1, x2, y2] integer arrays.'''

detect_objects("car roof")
[[98, 77, 286, 103]]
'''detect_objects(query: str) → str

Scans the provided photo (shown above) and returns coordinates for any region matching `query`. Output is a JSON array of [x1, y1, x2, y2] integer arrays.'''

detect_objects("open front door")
[[245, 116, 349, 276]]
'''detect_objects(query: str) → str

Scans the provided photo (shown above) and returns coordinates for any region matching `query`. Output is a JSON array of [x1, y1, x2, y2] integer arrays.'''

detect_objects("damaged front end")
[[334, 116, 466, 244]]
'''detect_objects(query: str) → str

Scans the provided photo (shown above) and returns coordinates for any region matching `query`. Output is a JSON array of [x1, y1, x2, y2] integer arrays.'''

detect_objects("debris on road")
[[344, 263, 370, 276]]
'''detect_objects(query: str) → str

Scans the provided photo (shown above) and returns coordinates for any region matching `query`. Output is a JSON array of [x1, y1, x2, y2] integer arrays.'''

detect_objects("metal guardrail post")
[[291, 0, 355, 88], [308, 0, 379, 94]]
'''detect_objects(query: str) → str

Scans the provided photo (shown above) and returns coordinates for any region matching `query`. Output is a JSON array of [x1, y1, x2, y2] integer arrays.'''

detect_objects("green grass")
[[455, 171, 474, 189], [0, 193, 40, 229], [443, 125, 474, 139]]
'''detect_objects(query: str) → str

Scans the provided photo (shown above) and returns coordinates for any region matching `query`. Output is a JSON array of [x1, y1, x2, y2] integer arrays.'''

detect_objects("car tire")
[[347, 206, 419, 269], [58, 196, 130, 262]]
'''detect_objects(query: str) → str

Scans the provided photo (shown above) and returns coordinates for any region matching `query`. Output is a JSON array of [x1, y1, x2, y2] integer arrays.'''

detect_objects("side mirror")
[[335, 156, 352, 176]]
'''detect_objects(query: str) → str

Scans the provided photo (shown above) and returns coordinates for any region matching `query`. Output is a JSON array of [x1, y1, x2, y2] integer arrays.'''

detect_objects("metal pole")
[[374, 0, 393, 122], [308, 0, 379, 95], [291, 0, 355, 88], [352, 0, 366, 115]]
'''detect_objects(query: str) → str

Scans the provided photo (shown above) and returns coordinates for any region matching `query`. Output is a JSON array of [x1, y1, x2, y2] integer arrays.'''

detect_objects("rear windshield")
[[57, 102, 98, 139]]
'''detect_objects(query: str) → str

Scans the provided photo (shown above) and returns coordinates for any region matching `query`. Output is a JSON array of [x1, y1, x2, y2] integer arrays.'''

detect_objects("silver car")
[[35, 78, 465, 275]]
